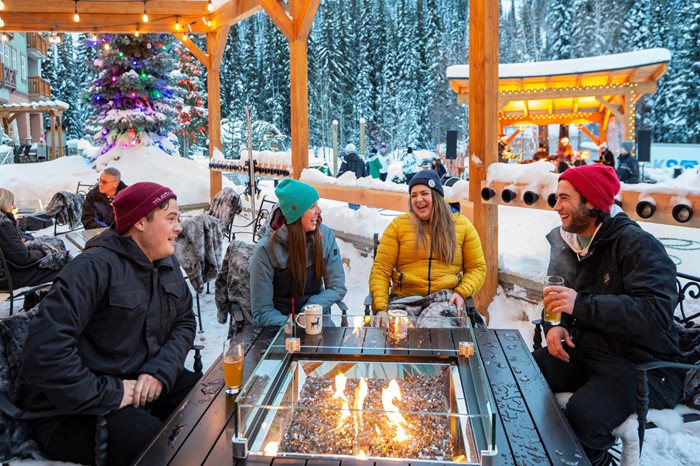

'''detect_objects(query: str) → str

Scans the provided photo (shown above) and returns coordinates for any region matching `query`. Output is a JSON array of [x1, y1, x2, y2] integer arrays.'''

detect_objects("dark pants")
[[10, 265, 59, 289], [379, 173, 387, 182], [32, 369, 201, 466], [533, 344, 682, 462]]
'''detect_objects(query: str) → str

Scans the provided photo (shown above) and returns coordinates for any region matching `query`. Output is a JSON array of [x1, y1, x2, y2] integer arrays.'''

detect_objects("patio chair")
[[0, 248, 52, 316], [207, 187, 242, 241], [45, 191, 84, 236]]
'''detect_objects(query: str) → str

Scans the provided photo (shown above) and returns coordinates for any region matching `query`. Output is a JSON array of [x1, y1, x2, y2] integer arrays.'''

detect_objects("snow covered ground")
[[1, 147, 699, 465]]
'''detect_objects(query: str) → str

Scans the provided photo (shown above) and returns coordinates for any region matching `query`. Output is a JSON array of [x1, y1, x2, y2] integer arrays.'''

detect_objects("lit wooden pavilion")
[[447, 49, 671, 146], [0, 101, 68, 157]]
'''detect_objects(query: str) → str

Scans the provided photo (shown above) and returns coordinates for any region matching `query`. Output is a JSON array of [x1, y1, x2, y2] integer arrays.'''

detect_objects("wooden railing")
[[28, 76, 51, 97], [26, 33, 48, 57]]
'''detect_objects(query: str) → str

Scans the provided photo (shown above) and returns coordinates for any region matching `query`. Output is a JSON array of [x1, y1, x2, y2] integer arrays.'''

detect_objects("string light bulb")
[[73, 0, 80, 22], [103, 42, 110, 50], [54, 34, 62, 44], [0, 17, 4, 28], [142, 1, 149, 23], [0, 1, 4, 11], [174, 16, 181, 31], [134, 24, 140, 37], [90, 33, 98, 42], [1, 32, 8, 42], [207, 0, 213, 12], [182, 33, 188, 41]]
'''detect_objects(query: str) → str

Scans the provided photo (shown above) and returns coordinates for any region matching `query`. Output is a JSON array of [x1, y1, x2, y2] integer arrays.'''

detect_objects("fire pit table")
[[134, 315, 590, 466]]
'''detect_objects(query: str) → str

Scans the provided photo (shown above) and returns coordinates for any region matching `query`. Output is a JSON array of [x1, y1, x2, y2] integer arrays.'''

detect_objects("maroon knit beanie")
[[559, 164, 620, 212], [113, 182, 177, 234]]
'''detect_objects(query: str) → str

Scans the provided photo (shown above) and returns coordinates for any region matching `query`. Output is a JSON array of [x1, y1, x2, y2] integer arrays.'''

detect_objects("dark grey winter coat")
[[81, 181, 127, 229], [546, 212, 684, 392], [21, 230, 195, 415], [338, 152, 367, 179]]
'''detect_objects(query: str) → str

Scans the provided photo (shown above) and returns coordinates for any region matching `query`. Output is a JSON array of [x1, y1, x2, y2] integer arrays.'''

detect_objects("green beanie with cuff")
[[275, 179, 320, 224]]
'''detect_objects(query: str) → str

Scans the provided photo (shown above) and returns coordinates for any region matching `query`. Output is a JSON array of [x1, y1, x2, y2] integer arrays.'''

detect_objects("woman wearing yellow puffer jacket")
[[369, 170, 487, 326]]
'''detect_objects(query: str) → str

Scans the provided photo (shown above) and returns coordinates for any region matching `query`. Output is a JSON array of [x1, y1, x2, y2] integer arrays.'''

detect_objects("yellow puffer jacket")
[[369, 213, 487, 312]]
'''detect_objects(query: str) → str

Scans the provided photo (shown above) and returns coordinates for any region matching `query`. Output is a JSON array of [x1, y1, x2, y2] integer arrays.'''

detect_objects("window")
[[20, 54, 27, 81], [3, 44, 9, 67], [11, 48, 17, 70]]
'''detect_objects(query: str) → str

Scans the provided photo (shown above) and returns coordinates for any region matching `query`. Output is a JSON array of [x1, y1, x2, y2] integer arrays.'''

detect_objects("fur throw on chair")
[[174, 214, 223, 294], [388, 289, 464, 328], [45, 191, 83, 229], [0, 307, 44, 461], [208, 188, 242, 236], [677, 321, 700, 409], [25, 236, 72, 270], [215, 240, 256, 326]]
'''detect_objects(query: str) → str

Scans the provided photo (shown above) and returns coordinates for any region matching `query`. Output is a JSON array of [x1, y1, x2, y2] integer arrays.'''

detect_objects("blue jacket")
[[250, 218, 347, 326]]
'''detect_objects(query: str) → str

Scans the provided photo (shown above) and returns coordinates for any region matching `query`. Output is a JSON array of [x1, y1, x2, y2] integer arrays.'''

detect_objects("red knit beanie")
[[113, 182, 177, 234], [559, 164, 620, 212]]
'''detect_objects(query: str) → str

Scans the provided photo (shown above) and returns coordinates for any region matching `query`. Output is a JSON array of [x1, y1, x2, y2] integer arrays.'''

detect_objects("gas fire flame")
[[381, 379, 408, 442], [334, 372, 351, 425], [352, 316, 364, 335]]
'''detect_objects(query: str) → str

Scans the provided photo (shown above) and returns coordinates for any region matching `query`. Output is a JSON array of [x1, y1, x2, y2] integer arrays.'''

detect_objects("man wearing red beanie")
[[22, 182, 199, 466], [532, 164, 683, 466]]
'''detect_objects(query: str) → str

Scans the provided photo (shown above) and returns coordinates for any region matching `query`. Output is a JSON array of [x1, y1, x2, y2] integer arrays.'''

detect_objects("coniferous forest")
[[43, 0, 700, 156]]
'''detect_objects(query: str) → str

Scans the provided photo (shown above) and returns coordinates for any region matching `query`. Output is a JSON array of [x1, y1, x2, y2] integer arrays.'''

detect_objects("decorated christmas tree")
[[85, 34, 182, 156], [173, 46, 208, 157]]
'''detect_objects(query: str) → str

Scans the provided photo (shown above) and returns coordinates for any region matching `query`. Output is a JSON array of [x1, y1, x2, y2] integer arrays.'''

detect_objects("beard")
[[563, 203, 596, 234]]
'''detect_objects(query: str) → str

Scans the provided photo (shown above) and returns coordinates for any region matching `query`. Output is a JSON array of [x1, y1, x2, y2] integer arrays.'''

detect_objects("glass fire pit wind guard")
[[233, 315, 497, 465]]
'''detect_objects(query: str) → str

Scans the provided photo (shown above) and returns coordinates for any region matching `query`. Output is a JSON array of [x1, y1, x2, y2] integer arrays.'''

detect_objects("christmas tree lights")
[[85, 34, 182, 156]]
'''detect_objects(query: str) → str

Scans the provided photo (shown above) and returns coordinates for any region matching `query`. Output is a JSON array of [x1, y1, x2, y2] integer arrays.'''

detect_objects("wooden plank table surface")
[[134, 324, 590, 466], [64, 227, 108, 251]]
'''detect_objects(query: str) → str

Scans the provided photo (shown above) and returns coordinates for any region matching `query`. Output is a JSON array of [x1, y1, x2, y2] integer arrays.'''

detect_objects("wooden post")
[[332, 119, 339, 176], [469, 0, 499, 317], [359, 117, 366, 156], [261, 0, 319, 180], [49, 113, 56, 160], [57, 115, 63, 157], [624, 87, 636, 143], [289, 38, 309, 179], [206, 27, 230, 200]]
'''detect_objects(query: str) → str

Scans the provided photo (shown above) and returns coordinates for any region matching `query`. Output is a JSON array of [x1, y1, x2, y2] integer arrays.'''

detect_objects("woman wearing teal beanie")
[[249, 179, 347, 326]]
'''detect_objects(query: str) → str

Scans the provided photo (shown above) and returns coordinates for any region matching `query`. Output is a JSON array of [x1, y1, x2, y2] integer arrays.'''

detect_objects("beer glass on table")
[[223, 339, 244, 397]]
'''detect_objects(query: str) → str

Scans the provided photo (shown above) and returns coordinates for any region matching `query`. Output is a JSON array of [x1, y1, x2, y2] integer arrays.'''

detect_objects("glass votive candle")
[[388, 309, 409, 340]]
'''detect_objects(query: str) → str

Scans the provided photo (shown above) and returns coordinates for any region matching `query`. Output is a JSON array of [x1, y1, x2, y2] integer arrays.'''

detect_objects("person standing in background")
[[598, 142, 615, 167], [378, 143, 390, 181]]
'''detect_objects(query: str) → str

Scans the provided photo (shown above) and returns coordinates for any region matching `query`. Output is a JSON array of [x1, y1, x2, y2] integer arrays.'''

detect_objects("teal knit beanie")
[[275, 179, 320, 224]]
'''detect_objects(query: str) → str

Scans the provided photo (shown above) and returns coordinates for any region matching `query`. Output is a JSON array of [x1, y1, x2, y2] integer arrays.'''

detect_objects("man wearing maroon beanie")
[[22, 182, 199, 466], [532, 164, 683, 465]]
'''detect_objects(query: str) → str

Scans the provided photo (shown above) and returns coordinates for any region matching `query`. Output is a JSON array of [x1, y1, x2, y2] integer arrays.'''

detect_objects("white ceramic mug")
[[295, 304, 323, 335]]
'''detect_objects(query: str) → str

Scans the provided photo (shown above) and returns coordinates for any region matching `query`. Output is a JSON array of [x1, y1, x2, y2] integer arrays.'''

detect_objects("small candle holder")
[[388, 309, 409, 340]]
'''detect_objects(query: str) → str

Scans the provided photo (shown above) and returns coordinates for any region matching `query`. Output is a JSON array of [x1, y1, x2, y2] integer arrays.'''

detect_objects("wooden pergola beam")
[[468, 0, 499, 317]]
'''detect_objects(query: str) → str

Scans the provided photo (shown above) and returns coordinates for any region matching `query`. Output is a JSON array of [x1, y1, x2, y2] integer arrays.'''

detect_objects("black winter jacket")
[[22, 230, 195, 415], [616, 153, 639, 184], [338, 152, 366, 179], [0, 211, 47, 288], [81, 181, 127, 229], [546, 213, 683, 370]]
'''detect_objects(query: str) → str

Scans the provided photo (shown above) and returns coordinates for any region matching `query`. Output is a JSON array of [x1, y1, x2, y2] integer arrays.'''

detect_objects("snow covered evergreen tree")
[[43, 35, 81, 139], [545, 0, 573, 59], [85, 34, 182, 156], [73, 34, 99, 139], [174, 46, 208, 157]]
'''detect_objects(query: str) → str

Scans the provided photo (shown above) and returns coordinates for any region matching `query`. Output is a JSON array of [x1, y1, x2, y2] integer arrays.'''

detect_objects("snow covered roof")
[[446, 48, 670, 128], [446, 48, 671, 80], [0, 100, 70, 113]]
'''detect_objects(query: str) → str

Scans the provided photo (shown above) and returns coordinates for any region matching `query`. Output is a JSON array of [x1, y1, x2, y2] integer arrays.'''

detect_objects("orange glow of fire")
[[334, 372, 351, 426], [352, 316, 364, 335], [263, 441, 279, 455], [381, 379, 408, 442], [357, 450, 368, 460]]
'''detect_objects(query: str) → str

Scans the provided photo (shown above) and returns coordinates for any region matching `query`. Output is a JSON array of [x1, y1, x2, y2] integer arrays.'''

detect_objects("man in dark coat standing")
[[532, 164, 684, 466], [81, 167, 128, 229], [338, 143, 366, 179], [616, 140, 640, 184], [22, 182, 199, 466]]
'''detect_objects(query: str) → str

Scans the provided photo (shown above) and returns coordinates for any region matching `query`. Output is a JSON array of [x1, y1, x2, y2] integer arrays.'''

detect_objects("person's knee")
[[565, 397, 616, 450]]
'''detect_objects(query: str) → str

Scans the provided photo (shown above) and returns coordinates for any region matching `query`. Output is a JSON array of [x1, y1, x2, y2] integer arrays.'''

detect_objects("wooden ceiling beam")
[[176, 33, 209, 67], [259, 0, 293, 41], [292, 0, 320, 40], [211, 0, 261, 27]]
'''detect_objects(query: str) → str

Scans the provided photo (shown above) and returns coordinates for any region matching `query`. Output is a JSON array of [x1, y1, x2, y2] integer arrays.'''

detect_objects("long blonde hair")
[[0, 188, 15, 213], [409, 190, 457, 264]]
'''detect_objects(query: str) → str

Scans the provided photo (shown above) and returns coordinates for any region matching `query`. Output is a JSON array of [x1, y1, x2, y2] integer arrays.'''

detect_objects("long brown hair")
[[271, 220, 326, 300], [409, 191, 457, 264]]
